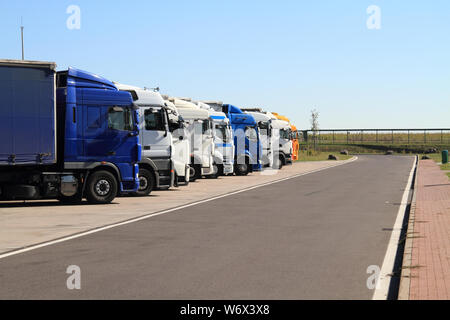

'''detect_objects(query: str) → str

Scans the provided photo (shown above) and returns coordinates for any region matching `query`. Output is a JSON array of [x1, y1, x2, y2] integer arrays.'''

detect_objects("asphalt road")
[[0, 155, 415, 299]]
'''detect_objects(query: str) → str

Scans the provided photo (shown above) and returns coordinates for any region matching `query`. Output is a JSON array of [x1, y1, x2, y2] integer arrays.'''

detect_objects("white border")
[[372, 156, 417, 300]]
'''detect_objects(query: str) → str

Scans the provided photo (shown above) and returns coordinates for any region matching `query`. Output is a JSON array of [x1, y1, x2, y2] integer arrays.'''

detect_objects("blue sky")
[[1, 1, 449, 129]]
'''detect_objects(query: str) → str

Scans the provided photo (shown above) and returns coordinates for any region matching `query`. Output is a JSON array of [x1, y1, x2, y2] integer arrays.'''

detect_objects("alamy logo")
[[66, 265, 81, 290], [366, 265, 381, 290], [366, 5, 381, 30], [66, 5, 81, 30]]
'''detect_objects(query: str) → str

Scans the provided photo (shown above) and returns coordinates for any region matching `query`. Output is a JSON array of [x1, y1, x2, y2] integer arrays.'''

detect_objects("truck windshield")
[[144, 108, 166, 131], [245, 127, 258, 141], [108, 107, 134, 131], [280, 128, 291, 140], [202, 120, 211, 135], [215, 124, 231, 142], [258, 122, 270, 136]]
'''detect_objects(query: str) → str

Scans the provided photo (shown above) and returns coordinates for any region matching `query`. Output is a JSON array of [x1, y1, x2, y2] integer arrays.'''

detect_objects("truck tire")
[[178, 173, 190, 186], [206, 163, 219, 179], [174, 172, 179, 187], [273, 156, 283, 170], [190, 164, 202, 181], [235, 163, 249, 176], [85, 171, 118, 204], [134, 168, 155, 196], [217, 164, 224, 176], [189, 166, 197, 182]]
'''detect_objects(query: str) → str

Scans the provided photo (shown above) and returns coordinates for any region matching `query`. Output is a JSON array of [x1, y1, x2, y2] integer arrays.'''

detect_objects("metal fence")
[[299, 128, 450, 145]]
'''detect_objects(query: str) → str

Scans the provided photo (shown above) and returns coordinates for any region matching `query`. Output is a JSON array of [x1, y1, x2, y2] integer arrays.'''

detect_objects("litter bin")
[[443, 150, 448, 164]]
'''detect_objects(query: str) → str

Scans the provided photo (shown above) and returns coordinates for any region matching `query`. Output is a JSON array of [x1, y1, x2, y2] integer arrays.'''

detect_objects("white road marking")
[[372, 156, 417, 300], [0, 157, 358, 260]]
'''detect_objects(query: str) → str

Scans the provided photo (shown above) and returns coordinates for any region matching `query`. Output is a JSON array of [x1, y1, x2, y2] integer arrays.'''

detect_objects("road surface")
[[0, 155, 415, 299]]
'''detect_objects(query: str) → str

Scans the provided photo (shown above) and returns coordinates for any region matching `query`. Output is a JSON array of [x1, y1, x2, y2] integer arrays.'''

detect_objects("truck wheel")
[[235, 163, 249, 176], [206, 163, 219, 179], [174, 172, 179, 187], [191, 164, 202, 181], [273, 156, 283, 170], [217, 164, 224, 176], [189, 166, 197, 182], [85, 171, 118, 204], [134, 168, 155, 196]]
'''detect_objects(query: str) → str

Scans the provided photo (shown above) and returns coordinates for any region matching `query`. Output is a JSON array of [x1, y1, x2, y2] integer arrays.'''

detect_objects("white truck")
[[197, 102, 234, 176], [241, 109, 274, 169], [267, 112, 293, 169], [115, 84, 190, 194], [169, 98, 216, 181], [163, 99, 191, 186]]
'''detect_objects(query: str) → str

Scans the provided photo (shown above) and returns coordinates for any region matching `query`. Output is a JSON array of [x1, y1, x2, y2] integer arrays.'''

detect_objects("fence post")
[[347, 131, 349, 144], [408, 130, 410, 145], [392, 130, 394, 144]]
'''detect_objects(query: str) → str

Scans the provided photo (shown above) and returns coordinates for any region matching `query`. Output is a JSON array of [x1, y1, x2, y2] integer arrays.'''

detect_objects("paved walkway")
[[409, 160, 450, 300]]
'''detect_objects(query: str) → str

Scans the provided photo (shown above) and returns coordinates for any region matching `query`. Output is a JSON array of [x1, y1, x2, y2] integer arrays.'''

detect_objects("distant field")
[[304, 131, 450, 145], [299, 143, 446, 155]]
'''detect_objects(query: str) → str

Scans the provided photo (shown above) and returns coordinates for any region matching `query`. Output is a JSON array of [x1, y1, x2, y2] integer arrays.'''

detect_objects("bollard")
[[442, 150, 448, 164]]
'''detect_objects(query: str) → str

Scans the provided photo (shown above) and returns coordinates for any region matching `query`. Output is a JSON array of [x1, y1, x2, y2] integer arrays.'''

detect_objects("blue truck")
[[0, 60, 140, 204], [222, 104, 262, 175]]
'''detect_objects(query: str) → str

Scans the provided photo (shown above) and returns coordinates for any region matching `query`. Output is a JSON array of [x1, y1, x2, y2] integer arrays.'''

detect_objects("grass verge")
[[420, 152, 450, 180]]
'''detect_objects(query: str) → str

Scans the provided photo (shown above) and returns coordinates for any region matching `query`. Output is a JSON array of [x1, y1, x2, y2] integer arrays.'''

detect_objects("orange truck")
[[271, 113, 300, 161]]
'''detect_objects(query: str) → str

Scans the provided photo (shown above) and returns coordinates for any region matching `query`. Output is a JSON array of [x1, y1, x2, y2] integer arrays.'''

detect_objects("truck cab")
[[197, 102, 234, 176], [267, 112, 293, 168], [115, 83, 175, 195], [170, 98, 216, 181], [242, 109, 274, 168], [221, 104, 262, 175], [272, 112, 299, 161], [0, 61, 140, 204], [164, 99, 191, 185], [290, 124, 300, 161]]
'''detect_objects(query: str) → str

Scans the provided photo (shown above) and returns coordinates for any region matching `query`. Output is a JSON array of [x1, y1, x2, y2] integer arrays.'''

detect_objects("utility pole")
[[20, 17, 24, 60]]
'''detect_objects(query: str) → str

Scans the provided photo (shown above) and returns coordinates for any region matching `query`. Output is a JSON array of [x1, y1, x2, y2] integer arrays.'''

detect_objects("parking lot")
[[0, 160, 353, 255], [0, 156, 417, 299]]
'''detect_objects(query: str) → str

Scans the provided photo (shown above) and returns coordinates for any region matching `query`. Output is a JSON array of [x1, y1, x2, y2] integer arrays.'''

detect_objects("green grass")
[[296, 150, 352, 162], [300, 142, 449, 155], [420, 153, 442, 162], [307, 132, 450, 145]]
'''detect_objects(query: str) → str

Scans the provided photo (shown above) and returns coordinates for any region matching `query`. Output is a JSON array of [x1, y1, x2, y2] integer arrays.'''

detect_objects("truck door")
[[141, 106, 171, 158], [259, 121, 272, 166], [201, 120, 212, 167], [83, 105, 136, 163]]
